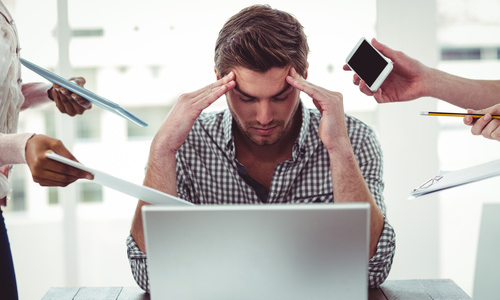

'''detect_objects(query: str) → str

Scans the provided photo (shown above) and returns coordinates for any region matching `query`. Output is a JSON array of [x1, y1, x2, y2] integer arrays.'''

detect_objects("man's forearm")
[[327, 139, 384, 258], [130, 151, 177, 253], [426, 68, 500, 110]]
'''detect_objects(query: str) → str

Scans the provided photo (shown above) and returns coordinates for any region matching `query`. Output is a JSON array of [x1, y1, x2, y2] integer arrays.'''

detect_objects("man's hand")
[[286, 67, 348, 150], [151, 71, 235, 155], [25, 134, 93, 187], [464, 104, 500, 141], [49, 77, 92, 116], [343, 38, 429, 104], [288, 68, 384, 257], [131, 72, 235, 253]]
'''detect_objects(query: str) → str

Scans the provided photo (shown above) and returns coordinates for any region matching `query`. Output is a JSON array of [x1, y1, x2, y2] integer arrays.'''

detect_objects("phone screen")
[[347, 39, 389, 87]]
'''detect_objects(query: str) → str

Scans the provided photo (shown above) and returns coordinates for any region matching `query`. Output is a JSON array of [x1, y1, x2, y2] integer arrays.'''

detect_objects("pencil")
[[421, 111, 500, 119]]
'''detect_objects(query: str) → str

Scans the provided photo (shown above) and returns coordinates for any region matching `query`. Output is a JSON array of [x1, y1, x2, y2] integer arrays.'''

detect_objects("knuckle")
[[204, 85, 213, 96], [52, 139, 64, 149], [178, 93, 190, 102]]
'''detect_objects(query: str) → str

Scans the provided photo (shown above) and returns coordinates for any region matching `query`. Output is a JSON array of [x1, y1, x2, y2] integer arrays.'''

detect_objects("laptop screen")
[[143, 203, 370, 300]]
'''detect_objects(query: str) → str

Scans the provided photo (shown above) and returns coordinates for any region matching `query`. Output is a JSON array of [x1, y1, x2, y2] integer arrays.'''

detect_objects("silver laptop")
[[142, 203, 370, 300], [473, 203, 500, 300]]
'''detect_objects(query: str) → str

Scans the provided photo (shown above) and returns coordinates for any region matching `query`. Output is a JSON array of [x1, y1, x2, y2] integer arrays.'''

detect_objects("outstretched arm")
[[22, 77, 92, 115], [344, 38, 500, 110]]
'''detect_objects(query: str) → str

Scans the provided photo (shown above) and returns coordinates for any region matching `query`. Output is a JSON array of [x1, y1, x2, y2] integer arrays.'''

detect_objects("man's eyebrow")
[[234, 85, 254, 99], [234, 83, 292, 99], [273, 83, 292, 98]]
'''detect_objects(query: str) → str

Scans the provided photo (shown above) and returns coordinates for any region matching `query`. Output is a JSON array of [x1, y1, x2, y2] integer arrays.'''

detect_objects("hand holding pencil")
[[422, 103, 500, 141], [465, 104, 500, 141], [421, 111, 500, 119]]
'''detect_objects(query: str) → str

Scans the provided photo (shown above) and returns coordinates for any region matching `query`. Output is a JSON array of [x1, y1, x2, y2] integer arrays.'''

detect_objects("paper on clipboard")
[[46, 152, 193, 206], [20, 58, 148, 127], [410, 159, 500, 198]]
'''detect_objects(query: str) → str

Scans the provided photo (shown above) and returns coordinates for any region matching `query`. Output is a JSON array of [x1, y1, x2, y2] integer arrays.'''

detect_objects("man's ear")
[[304, 63, 309, 79], [214, 66, 221, 80]]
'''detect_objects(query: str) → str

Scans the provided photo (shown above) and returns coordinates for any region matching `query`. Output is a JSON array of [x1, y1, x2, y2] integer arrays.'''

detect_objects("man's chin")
[[248, 136, 279, 146]]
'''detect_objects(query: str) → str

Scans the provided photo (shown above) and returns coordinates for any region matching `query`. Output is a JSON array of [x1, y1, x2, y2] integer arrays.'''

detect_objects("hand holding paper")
[[45, 152, 193, 206]]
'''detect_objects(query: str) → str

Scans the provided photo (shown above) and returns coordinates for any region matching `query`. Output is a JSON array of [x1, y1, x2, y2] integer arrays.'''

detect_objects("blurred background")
[[3, 0, 500, 299]]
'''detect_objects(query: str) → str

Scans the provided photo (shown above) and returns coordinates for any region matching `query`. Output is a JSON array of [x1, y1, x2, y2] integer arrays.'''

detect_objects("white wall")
[[376, 0, 441, 281]]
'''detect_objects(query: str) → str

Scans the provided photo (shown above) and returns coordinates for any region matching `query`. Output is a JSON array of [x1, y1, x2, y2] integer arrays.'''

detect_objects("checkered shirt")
[[127, 103, 396, 292]]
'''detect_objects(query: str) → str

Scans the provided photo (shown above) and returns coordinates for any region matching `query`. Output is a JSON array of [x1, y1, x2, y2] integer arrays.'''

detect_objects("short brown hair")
[[214, 5, 309, 77]]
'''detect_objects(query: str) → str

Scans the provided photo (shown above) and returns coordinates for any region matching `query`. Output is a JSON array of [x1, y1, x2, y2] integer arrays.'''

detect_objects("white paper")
[[410, 159, 500, 198], [46, 152, 193, 206]]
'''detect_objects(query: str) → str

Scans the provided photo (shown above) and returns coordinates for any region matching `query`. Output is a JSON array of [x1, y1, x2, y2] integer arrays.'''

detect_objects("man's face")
[[224, 66, 301, 146]]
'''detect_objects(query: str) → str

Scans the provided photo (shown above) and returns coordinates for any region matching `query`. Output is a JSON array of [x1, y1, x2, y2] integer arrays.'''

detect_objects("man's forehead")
[[232, 66, 291, 96]]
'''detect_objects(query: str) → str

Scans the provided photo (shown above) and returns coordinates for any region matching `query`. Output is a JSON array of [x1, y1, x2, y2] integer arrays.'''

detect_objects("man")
[[127, 5, 395, 292], [344, 38, 500, 141]]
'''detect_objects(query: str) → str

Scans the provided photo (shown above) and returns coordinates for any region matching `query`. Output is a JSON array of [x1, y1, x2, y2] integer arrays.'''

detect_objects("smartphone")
[[345, 38, 393, 92]]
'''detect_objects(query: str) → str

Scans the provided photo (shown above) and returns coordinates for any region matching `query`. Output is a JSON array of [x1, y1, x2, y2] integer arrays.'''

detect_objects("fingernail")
[[85, 174, 94, 180]]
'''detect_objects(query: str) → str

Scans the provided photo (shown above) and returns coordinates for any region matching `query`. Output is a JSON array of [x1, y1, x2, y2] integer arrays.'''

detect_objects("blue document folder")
[[20, 58, 148, 127]]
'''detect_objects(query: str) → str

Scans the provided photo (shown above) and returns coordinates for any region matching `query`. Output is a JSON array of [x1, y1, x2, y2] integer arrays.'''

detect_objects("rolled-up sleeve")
[[353, 123, 396, 288], [126, 234, 150, 293], [368, 221, 396, 287]]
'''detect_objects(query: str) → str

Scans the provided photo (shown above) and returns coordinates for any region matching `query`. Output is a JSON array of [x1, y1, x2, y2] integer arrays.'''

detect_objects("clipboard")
[[20, 58, 148, 127], [410, 159, 500, 198], [46, 152, 193, 206]]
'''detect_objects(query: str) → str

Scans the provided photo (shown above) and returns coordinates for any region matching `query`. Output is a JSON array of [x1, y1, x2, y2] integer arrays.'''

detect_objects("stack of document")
[[411, 159, 500, 198]]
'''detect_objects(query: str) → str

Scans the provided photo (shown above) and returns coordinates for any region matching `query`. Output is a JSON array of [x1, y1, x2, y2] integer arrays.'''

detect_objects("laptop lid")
[[473, 203, 500, 300], [142, 203, 370, 300]]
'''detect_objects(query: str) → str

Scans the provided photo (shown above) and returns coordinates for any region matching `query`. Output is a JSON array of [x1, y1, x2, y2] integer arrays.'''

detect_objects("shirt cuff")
[[0, 132, 35, 166], [126, 234, 147, 259]]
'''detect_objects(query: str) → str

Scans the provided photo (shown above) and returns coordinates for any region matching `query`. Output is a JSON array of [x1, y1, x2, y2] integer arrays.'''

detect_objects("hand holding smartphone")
[[345, 38, 393, 92]]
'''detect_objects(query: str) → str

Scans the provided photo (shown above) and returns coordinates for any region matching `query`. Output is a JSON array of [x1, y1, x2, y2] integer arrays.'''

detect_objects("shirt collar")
[[223, 101, 310, 161], [223, 109, 234, 151], [292, 102, 309, 161]]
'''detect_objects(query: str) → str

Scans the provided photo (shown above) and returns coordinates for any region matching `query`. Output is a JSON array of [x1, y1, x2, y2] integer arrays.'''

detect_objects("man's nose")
[[255, 100, 273, 125]]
